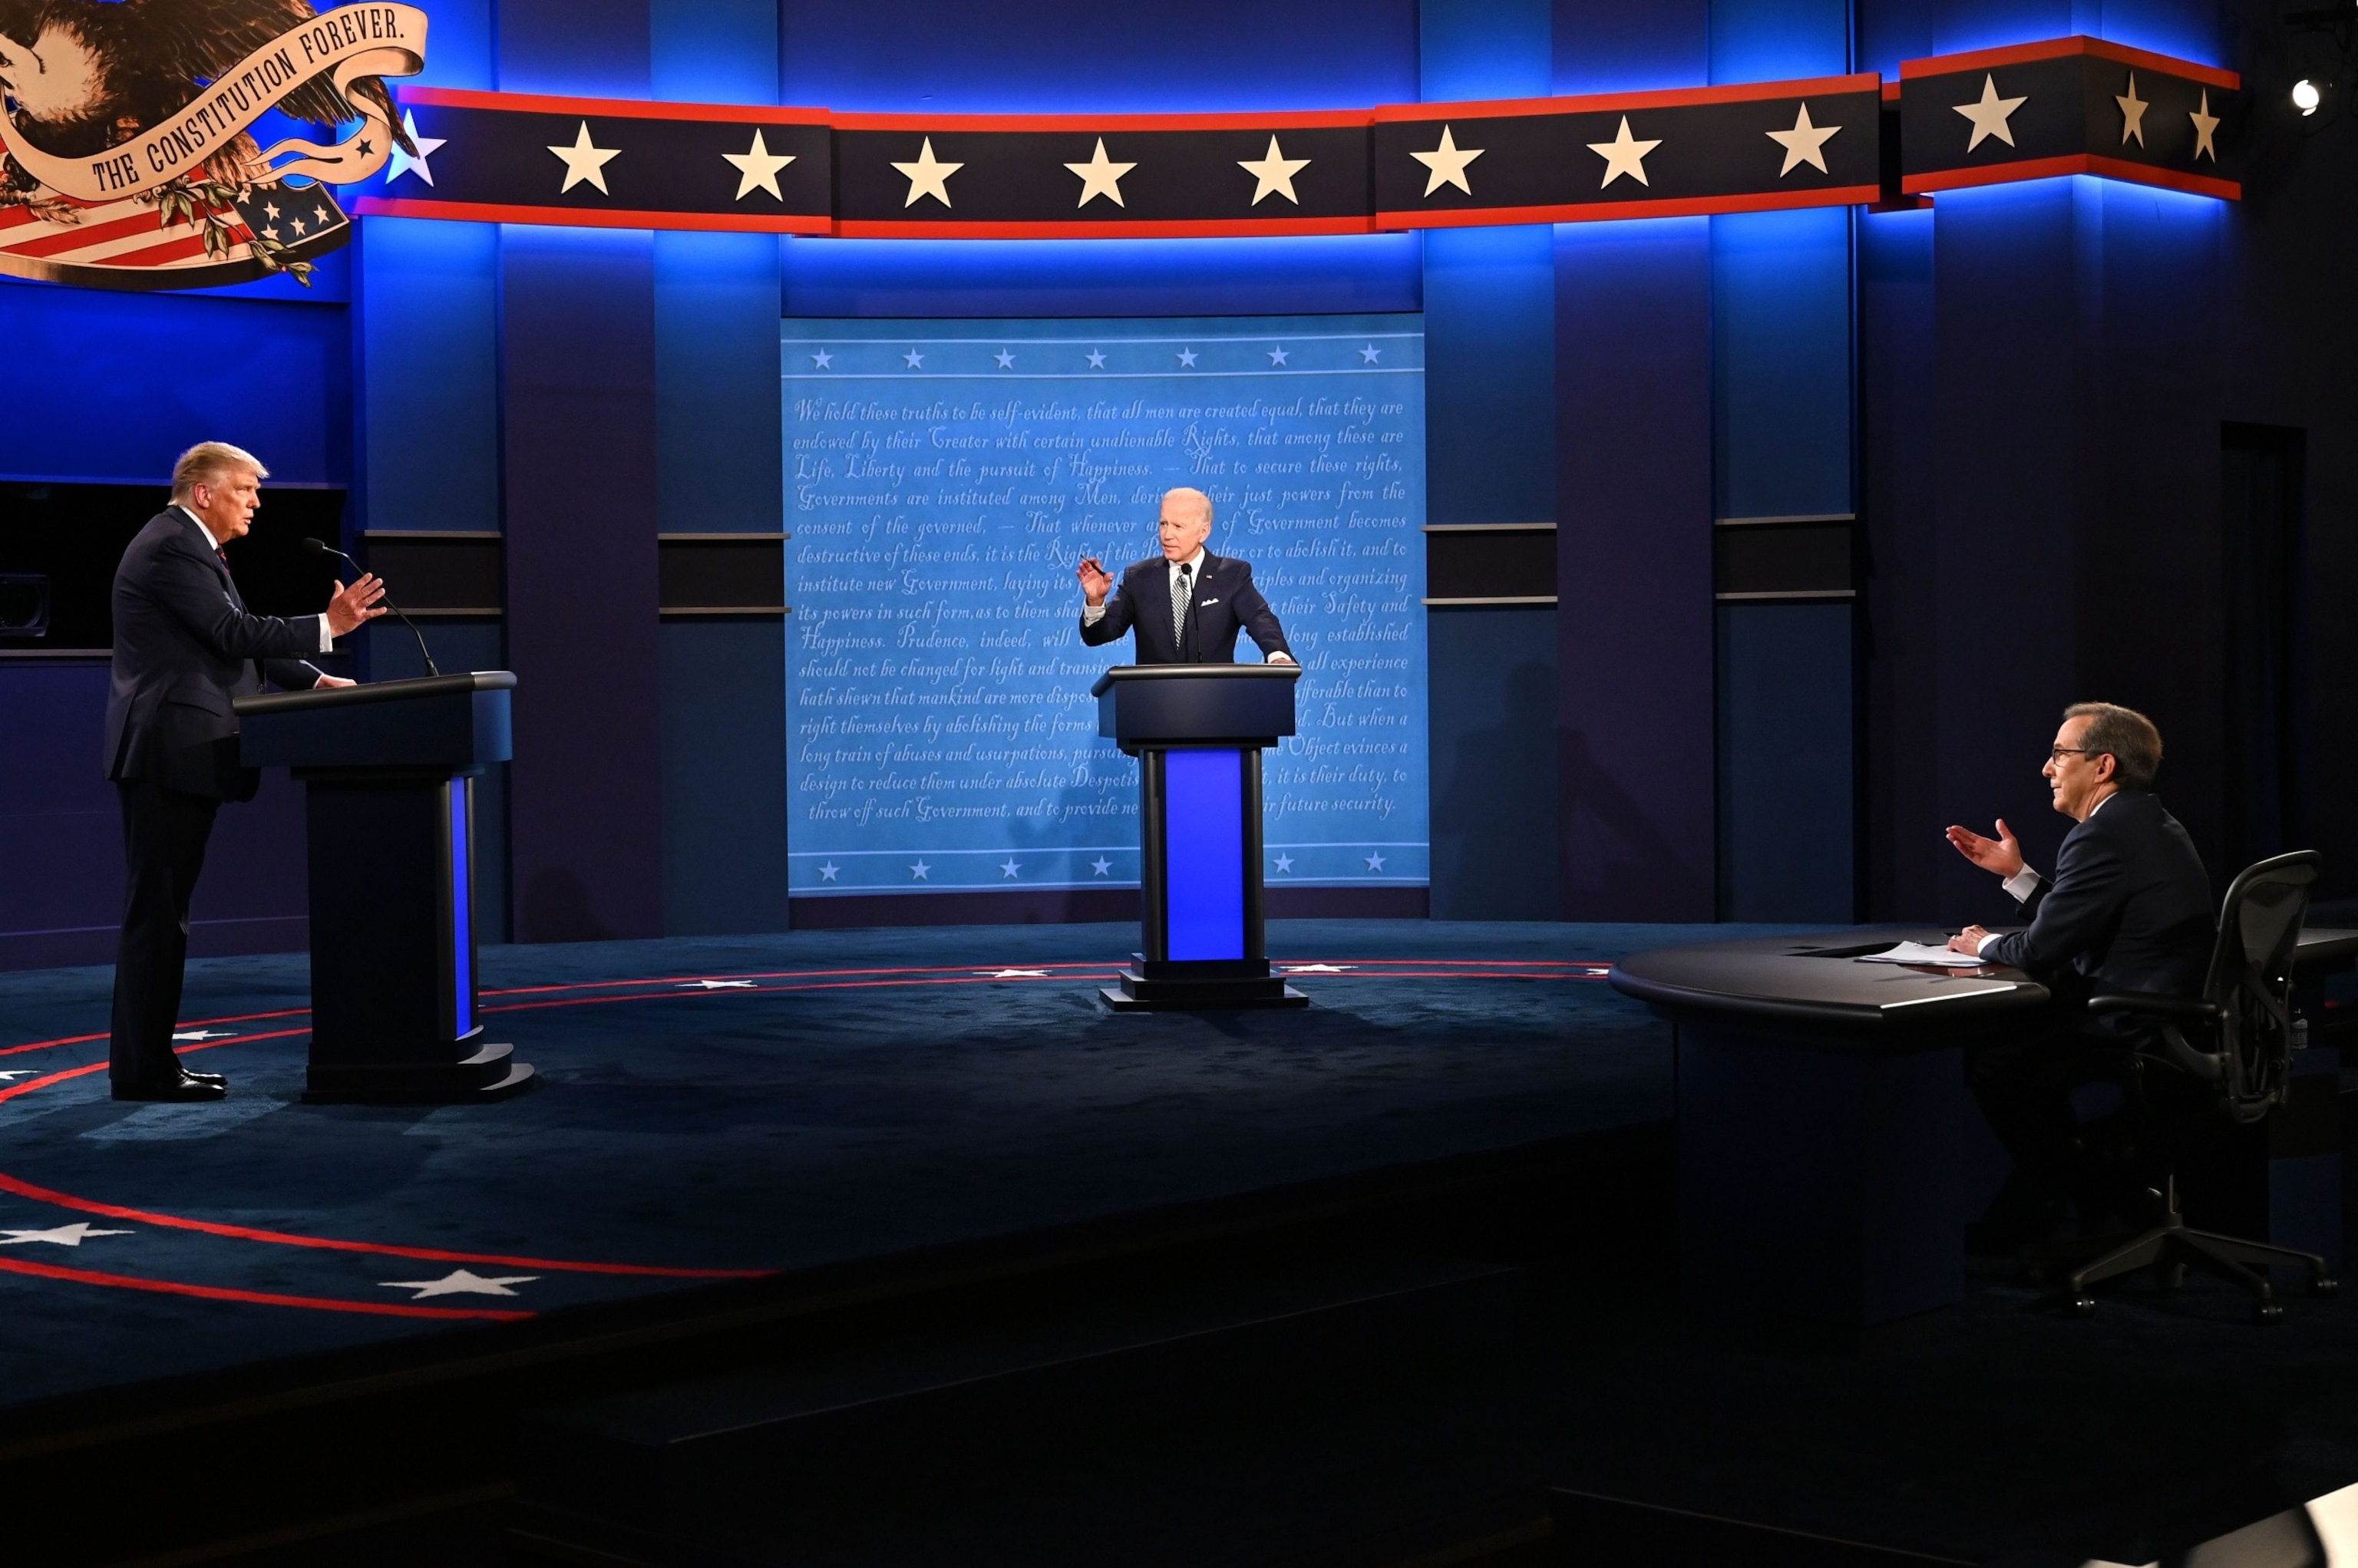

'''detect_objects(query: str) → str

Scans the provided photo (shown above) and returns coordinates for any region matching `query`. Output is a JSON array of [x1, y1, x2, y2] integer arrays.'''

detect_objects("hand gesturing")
[[324, 573, 388, 639], [1075, 556, 1113, 606], [1944, 818, 2024, 879]]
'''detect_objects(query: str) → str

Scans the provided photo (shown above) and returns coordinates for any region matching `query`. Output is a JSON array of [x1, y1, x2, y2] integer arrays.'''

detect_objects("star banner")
[[1899, 38, 2241, 199]]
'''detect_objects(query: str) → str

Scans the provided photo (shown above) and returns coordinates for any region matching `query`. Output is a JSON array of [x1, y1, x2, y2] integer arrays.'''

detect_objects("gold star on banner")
[[2116, 72, 2149, 147], [891, 137, 962, 208], [1065, 137, 1135, 208], [1766, 102, 1841, 176], [1410, 124, 1484, 196], [1587, 115, 1661, 188], [723, 128, 795, 201], [1953, 74, 2027, 152], [2189, 90, 2220, 162], [1237, 135, 1310, 205], [548, 120, 621, 194]]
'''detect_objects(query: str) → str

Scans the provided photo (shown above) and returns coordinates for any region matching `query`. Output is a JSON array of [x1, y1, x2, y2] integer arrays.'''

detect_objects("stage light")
[[2294, 78, 2323, 114]]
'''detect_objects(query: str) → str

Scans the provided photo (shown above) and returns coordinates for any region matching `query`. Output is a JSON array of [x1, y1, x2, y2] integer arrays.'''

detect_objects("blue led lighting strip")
[[1162, 749, 1246, 961]]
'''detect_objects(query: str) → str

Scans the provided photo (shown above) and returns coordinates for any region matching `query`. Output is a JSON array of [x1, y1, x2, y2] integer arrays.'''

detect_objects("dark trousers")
[[1967, 1016, 2179, 1230], [109, 776, 220, 1086]]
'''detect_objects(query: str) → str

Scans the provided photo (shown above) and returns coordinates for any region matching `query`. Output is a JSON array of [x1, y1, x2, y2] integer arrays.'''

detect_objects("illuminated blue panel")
[[1164, 749, 1246, 961], [450, 780, 473, 1037]]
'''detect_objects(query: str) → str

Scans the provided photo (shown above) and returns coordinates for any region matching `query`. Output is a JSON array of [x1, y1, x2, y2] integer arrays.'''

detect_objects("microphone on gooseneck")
[[302, 537, 441, 678]]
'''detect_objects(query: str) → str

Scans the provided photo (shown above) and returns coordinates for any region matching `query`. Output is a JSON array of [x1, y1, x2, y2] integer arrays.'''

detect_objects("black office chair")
[[2063, 850, 2338, 1322]]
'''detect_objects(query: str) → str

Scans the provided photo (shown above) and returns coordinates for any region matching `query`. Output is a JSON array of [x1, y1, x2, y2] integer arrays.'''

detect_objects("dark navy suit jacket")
[[1981, 789, 2214, 999], [104, 508, 325, 801], [1077, 552, 1290, 663]]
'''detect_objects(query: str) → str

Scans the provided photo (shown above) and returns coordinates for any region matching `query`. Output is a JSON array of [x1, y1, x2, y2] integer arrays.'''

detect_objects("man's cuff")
[[1976, 930, 2002, 957], [318, 615, 334, 652], [2001, 866, 2042, 903], [1082, 603, 1106, 625]]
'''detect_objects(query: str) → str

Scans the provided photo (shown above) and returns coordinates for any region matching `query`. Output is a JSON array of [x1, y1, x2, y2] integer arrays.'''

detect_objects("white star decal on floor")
[[910, 860, 930, 880], [1065, 137, 1136, 207], [1283, 963, 1354, 974], [1176, 348, 1197, 368], [1954, 74, 2027, 152], [810, 350, 833, 370], [723, 128, 796, 202], [2116, 72, 2149, 147], [994, 349, 1016, 368], [1588, 115, 1662, 187], [548, 120, 621, 193], [386, 109, 444, 187], [1085, 348, 1108, 368], [1267, 346, 1288, 365], [1, 1222, 132, 1247], [903, 348, 925, 368], [1364, 850, 1388, 871], [1090, 857, 1114, 876], [1358, 345, 1381, 364], [1000, 858, 1022, 879], [1766, 103, 1841, 177], [817, 860, 840, 880], [678, 979, 758, 990], [381, 1268, 538, 1299], [172, 1029, 229, 1041], [978, 969, 1051, 979], [0, 1070, 35, 1081], [2189, 90, 2220, 161], [892, 137, 961, 207], [1237, 135, 1310, 205], [1411, 124, 1484, 196], [1273, 853, 1294, 873]]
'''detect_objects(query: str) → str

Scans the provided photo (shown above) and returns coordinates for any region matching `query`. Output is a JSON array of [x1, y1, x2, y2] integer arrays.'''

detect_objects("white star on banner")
[[1364, 850, 1388, 871], [1, 1222, 132, 1247], [1359, 345, 1381, 364], [1954, 74, 2027, 151], [1000, 858, 1022, 879], [817, 860, 840, 880], [381, 1268, 538, 1299], [1411, 124, 1484, 196], [549, 120, 621, 193], [2116, 72, 2149, 147], [2189, 90, 2220, 161], [679, 979, 758, 989], [1766, 103, 1841, 176], [892, 137, 962, 207], [910, 860, 931, 880], [1237, 135, 1310, 205], [810, 350, 833, 369], [386, 109, 444, 187], [903, 348, 925, 368], [1283, 964, 1353, 974], [979, 969, 1051, 979], [1273, 853, 1295, 873], [1588, 115, 1662, 187], [1085, 348, 1108, 368], [994, 349, 1016, 368], [1176, 348, 1197, 368], [1090, 857, 1114, 876], [723, 127, 796, 201], [1065, 137, 1136, 207], [1267, 346, 1289, 365]]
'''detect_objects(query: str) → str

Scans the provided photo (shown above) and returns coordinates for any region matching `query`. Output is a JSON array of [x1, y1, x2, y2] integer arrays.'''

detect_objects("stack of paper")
[[1854, 941, 1992, 968]]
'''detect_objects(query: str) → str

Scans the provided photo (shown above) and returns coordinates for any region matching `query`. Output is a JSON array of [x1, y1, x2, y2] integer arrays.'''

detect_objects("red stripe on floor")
[[0, 1254, 533, 1319]]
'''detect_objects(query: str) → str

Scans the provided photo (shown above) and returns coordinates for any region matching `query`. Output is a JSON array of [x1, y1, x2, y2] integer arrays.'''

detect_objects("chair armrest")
[[2086, 992, 2221, 1021]]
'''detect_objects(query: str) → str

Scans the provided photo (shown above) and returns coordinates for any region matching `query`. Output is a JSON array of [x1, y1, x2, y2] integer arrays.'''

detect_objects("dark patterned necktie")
[[1172, 562, 1191, 652]]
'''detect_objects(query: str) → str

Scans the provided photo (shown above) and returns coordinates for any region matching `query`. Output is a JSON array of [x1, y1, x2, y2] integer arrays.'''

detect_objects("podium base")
[[1100, 965, 1309, 1012], [303, 1040, 538, 1104]]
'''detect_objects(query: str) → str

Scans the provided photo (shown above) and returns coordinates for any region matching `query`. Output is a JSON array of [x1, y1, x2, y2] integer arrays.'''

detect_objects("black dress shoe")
[[177, 1067, 228, 1088], [113, 1072, 227, 1102]]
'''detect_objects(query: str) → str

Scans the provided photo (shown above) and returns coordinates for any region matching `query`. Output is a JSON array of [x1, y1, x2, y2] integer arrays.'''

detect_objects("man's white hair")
[[170, 441, 267, 502], [1163, 486, 1213, 527]]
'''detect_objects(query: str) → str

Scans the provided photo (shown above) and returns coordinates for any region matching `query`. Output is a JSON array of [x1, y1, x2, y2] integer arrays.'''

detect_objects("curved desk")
[[1611, 929, 2358, 1326]]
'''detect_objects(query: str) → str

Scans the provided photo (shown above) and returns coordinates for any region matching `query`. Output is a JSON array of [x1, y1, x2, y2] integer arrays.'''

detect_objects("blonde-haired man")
[[104, 442, 386, 1101]]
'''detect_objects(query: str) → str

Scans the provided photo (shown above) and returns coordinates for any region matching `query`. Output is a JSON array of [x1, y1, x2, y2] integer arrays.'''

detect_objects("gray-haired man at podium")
[[1075, 487, 1296, 665]]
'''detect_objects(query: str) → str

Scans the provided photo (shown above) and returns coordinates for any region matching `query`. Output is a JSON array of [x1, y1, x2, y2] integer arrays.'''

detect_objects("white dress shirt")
[[180, 505, 333, 655]]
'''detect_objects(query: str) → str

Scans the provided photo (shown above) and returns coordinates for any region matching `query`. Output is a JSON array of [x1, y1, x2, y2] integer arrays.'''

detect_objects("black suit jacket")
[[104, 507, 325, 801], [1981, 790, 2214, 999], [1077, 552, 1290, 663]]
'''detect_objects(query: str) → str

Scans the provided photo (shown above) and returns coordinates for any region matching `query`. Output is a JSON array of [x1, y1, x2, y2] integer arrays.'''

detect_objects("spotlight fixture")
[[2294, 77, 2325, 111]]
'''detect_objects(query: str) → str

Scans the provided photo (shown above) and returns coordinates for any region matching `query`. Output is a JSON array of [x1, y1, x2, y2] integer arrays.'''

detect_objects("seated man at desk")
[[1943, 701, 2214, 1247]]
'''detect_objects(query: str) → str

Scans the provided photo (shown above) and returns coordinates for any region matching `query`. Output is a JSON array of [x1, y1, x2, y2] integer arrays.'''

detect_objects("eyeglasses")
[[2047, 746, 2092, 764]]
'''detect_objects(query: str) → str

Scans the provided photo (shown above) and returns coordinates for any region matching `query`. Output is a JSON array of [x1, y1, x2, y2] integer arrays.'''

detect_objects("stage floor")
[[0, 919, 1805, 1417]]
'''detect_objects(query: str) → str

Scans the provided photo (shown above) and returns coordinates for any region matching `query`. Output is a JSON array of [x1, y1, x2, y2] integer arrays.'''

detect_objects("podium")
[[1092, 665, 1308, 1011], [236, 672, 535, 1103]]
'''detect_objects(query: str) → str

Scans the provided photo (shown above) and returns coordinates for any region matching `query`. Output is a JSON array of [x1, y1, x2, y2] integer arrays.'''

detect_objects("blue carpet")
[[0, 919, 1827, 1411]]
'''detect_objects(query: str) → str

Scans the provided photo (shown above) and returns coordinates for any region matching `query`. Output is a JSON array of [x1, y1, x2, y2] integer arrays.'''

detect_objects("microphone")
[[303, 537, 441, 678]]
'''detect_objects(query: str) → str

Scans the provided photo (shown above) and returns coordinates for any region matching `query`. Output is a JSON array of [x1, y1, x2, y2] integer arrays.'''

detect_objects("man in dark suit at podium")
[[104, 442, 385, 1101], [1942, 701, 2214, 1246], [1075, 487, 1295, 665]]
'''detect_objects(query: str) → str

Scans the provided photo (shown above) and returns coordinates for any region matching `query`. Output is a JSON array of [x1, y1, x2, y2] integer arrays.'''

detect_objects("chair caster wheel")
[[2068, 1295, 2097, 1319], [2255, 1299, 2285, 1325], [2311, 1276, 2338, 1299]]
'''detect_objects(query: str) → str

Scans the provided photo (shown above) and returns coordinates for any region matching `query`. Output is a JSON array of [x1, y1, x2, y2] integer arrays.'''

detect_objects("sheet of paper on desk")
[[1854, 941, 1993, 967]]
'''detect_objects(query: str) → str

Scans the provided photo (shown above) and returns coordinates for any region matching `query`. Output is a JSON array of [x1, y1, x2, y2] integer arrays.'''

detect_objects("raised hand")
[[1944, 818, 2023, 879], [324, 573, 388, 639], [1076, 556, 1113, 606]]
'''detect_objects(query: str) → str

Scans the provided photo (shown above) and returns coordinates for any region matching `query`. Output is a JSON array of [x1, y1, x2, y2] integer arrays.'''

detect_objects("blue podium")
[[1092, 665, 1308, 1011], [236, 672, 535, 1103]]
